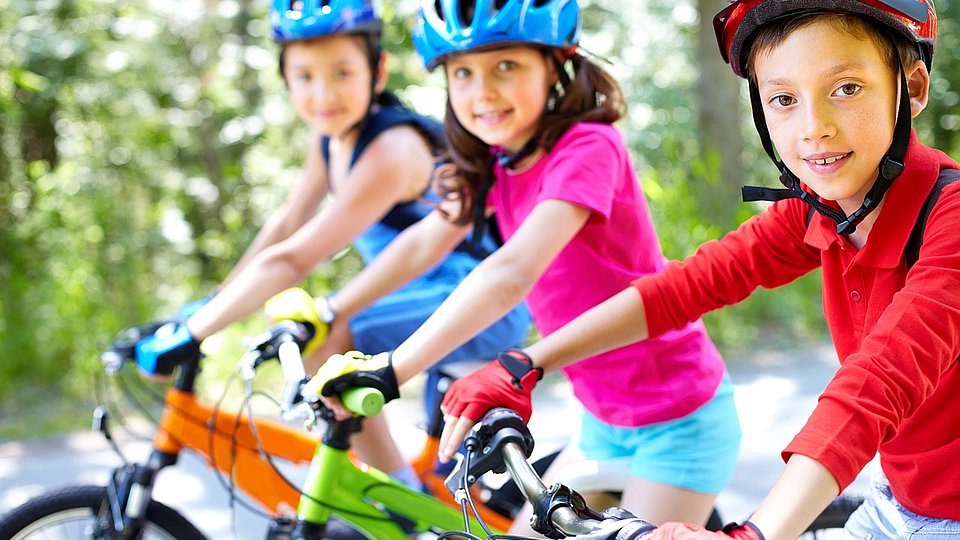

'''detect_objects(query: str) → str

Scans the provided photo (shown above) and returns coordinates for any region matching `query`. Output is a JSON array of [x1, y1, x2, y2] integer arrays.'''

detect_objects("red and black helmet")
[[713, 0, 939, 235], [714, 0, 937, 78]]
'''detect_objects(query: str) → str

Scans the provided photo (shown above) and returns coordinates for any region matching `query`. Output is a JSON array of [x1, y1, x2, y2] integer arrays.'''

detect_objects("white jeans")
[[843, 465, 960, 539]]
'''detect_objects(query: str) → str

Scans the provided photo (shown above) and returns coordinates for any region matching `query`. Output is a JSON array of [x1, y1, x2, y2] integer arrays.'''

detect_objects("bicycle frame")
[[140, 380, 497, 538]]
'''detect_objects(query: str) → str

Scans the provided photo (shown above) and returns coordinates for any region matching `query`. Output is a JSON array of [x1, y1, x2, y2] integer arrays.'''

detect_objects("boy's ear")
[[906, 59, 929, 118], [375, 51, 389, 95]]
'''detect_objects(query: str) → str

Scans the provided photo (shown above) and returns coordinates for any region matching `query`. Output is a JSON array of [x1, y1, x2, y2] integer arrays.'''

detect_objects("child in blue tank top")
[[132, 0, 530, 489]]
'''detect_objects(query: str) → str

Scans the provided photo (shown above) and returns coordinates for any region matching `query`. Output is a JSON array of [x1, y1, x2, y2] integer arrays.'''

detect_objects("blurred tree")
[[2, 0, 958, 433], [695, 0, 743, 231]]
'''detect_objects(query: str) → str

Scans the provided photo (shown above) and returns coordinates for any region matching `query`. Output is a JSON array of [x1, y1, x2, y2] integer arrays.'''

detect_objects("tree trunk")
[[696, 0, 744, 230]]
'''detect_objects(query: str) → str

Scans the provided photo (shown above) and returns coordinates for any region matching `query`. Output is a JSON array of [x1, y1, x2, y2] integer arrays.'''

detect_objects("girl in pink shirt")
[[310, 0, 740, 530]]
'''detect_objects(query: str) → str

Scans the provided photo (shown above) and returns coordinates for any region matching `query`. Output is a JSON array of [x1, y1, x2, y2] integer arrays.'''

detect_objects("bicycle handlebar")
[[102, 319, 384, 418], [241, 321, 384, 418], [449, 408, 655, 539]]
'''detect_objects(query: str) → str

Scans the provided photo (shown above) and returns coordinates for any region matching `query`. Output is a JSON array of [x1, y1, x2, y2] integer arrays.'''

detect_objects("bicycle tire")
[[0, 485, 206, 540]]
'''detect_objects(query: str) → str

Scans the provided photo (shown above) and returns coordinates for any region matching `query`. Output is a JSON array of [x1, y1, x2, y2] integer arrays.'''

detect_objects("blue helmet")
[[271, 0, 383, 43], [413, 0, 581, 71]]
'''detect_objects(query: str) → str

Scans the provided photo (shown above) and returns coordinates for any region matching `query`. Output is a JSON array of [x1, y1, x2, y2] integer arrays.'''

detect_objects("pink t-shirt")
[[488, 122, 725, 427]]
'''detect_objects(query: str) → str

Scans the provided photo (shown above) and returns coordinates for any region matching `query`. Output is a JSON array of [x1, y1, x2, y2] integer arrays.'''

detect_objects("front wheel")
[[0, 485, 205, 540]]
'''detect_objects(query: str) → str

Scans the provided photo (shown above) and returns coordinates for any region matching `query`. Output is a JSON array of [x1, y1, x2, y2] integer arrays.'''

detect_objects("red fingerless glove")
[[440, 349, 543, 423], [645, 521, 764, 540]]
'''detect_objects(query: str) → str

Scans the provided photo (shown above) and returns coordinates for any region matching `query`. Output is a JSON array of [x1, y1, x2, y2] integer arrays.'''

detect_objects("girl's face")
[[282, 34, 377, 137], [445, 46, 557, 152]]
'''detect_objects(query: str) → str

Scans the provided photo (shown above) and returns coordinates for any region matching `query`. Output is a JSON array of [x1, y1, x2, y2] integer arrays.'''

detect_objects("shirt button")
[[850, 290, 862, 302]]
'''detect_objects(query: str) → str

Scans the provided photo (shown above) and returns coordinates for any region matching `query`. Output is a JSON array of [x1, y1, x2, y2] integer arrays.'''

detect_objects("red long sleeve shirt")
[[633, 133, 960, 519]]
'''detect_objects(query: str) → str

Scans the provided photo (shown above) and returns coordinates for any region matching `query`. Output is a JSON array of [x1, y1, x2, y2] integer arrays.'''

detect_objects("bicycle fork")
[[92, 407, 179, 539]]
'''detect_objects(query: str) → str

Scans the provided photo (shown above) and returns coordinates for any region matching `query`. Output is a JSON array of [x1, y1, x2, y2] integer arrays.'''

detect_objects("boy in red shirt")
[[433, 0, 960, 538]]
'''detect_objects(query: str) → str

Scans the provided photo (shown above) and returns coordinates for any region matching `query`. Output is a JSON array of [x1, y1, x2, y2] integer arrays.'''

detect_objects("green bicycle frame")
[[298, 443, 495, 539]]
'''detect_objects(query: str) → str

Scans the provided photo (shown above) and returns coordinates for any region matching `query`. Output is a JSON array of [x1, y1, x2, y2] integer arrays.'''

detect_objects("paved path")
[[0, 344, 869, 538]]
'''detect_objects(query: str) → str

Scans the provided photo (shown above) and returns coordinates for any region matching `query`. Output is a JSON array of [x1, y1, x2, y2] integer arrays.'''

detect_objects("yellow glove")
[[304, 350, 399, 402], [263, 287, 332, 356]]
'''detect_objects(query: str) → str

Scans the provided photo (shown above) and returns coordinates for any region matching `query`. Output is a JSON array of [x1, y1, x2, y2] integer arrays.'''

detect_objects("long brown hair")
[[436, 49, 626, 225]]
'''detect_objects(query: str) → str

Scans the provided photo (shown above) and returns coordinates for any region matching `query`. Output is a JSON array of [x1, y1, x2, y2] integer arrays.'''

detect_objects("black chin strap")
[[469, 139, 540, 254], [742, 65, 911, 235]]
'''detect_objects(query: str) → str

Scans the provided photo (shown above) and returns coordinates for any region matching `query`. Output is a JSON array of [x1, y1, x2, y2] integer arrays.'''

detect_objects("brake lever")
[[238, 320, 315, 381]]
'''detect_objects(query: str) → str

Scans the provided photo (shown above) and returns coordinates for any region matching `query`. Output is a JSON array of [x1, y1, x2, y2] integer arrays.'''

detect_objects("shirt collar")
[[804, 131, 944, 268]]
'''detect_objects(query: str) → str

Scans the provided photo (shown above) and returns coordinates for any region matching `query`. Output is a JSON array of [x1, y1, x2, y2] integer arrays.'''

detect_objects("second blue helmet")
[[413, 0, 581, 71], [271, 0, 383, 43]]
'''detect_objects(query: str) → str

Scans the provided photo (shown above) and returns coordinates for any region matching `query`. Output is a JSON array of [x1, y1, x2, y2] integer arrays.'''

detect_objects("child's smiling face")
[[444, 46, 557, 152], [754, 19, 908, 215]]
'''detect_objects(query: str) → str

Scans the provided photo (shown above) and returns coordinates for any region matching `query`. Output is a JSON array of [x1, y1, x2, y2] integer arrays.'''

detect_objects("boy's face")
[[283, 34, 376, 137], [754, 20, 900, 214]]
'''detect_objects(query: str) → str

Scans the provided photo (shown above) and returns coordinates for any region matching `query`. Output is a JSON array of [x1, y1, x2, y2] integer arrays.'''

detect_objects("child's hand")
[[263, 287, 331, 356], [134, 322, 201, 380], [643, 522, 764, 540], [438, 349, 542, 463], [305, 350, 399, 420]]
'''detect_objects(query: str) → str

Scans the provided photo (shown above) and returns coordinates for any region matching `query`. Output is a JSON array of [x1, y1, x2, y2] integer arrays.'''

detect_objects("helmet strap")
[[468, 138, 540, 254], [741, 64, 911, 235]]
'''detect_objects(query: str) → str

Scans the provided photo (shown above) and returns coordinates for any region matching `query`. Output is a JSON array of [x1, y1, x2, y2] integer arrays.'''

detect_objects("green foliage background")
[[2, 0, 958, 436]]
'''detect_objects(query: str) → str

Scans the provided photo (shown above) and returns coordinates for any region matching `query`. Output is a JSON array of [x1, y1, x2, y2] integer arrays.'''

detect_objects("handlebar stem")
[[503, 442, 607, 537]]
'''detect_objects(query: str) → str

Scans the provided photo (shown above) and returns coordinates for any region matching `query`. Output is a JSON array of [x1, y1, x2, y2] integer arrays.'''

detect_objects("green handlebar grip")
[[341, 387, 384, 416]]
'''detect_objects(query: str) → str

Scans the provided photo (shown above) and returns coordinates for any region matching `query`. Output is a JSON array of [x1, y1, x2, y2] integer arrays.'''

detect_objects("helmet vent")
[[456, 0, 475, 28], [532, 0, 550, 6]]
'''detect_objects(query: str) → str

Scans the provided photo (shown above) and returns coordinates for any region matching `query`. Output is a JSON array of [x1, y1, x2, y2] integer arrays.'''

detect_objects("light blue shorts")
[[349, 254, 532, 415], [843, 466, 960, 539], [578, 374, 741, 494]]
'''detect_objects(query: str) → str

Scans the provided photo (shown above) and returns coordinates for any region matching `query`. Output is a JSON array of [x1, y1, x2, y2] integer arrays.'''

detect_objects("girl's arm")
[[220, 130, 329, 287], [187, 125, 435, 340], [329, 209, 471, 320], [390, 199, 591, 383]]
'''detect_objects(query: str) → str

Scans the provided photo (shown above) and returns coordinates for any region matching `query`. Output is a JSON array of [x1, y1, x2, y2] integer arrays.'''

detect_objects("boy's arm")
[[782, 182, 960, 493], [638, 199, 820, 339], [527, 199, 821, 372], [747, 455, 840, 540], [525, 286, 649, 371]]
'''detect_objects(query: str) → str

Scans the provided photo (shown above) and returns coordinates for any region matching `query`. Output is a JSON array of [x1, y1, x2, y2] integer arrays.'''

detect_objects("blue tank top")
[[322, 93, 499, 263]]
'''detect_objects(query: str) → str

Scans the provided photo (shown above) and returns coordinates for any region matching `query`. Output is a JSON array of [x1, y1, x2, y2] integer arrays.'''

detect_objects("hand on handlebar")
[[642, 522, 765, 540], [263, 288, 331, 356], [438, 349, 542, 464], [303, 350, 399, 420], [134, 323, 201, 379]]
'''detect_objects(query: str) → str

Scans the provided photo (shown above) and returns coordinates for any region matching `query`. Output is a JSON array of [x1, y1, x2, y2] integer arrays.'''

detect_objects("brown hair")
[[745, 11, 921, 82], [436, 50, 626, 225]]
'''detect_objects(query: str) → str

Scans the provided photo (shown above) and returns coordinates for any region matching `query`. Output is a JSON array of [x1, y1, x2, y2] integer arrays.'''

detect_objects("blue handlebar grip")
[[341, 387, 384, 416]]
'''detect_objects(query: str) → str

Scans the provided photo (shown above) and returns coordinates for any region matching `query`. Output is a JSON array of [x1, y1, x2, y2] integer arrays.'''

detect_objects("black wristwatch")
[[496, 349, 544, 390]]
